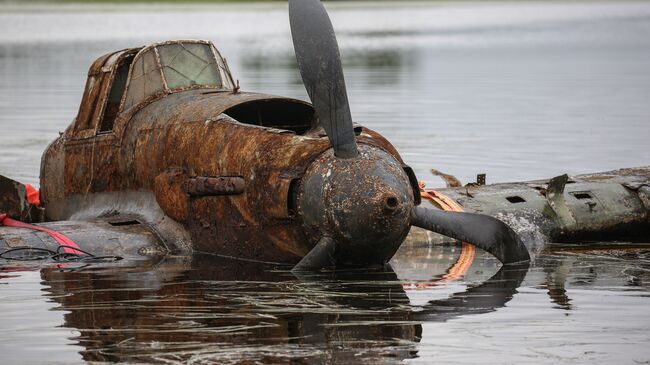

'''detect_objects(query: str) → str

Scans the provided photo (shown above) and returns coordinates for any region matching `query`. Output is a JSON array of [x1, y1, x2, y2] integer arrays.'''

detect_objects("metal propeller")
[[411, 207, 530, 264], [292, 236, 336, 272], [289, 0, 530, 271], [289, 0, 359, 159], [294, 207, 530, 271]]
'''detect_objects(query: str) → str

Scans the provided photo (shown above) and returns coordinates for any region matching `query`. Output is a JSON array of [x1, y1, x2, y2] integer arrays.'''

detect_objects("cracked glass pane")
[[212, 45, 234, 90], [157, 43, 222, 90], [124, 48, 164, 110]]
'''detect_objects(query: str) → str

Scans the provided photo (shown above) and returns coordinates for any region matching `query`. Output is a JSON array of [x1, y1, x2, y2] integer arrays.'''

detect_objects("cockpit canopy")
[[74, 40, 237, 136], [123, 40, 235, 110]]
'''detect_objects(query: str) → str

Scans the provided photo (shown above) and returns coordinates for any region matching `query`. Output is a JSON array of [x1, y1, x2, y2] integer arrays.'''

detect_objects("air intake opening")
[[506, 196, 526, 204], [572, 192, 593, 200], [108, 220, 140, 227]]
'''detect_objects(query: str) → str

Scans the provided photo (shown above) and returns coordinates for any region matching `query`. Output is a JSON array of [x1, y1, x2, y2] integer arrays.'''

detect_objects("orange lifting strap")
[[25, 184, 40, 206], [419, 182, 476, 281], [1, 183, 83, 255]]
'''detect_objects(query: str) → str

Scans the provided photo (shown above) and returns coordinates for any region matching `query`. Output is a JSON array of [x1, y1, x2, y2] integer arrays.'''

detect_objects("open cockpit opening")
[[223, 99, 316, 135]]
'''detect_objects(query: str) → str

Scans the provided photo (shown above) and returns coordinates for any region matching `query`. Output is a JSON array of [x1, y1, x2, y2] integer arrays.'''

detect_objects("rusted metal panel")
[[263, 172, 296, 219], [297, 145, 414, 265], [153, 171, 189, 222], [39, 138, 66, 222], [73, 51, 114, 133], [147, 117, 326, 260], [0, 175, 28, 221], [546, 174, 578, 230], [185, 176, 245, 196], [74, 48, 141, 138], [117, 90, 314, 142]]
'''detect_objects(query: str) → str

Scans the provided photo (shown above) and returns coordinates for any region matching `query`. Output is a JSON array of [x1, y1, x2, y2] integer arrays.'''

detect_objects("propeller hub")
[[298, 145, 414, 266]]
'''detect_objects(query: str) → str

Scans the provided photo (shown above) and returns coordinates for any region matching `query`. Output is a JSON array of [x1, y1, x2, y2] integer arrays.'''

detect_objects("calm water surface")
[[1, 1, 650, 364]]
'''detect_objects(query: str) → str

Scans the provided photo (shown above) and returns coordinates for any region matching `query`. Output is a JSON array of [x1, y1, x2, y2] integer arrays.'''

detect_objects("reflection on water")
[[2, 245, 527, 364], [1, 2, 650, 364], [2, 244, 650, 364]]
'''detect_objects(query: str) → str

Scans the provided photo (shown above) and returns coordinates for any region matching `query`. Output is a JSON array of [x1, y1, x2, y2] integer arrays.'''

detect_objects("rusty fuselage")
[[39, 40, 417, 264]]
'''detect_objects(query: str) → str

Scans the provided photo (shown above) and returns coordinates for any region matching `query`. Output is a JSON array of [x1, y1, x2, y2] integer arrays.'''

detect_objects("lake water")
[[0, 1, 649, 364]]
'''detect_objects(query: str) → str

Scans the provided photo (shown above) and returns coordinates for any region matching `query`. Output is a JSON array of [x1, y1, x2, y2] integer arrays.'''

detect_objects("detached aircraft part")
[[420, 167, 650, 247]]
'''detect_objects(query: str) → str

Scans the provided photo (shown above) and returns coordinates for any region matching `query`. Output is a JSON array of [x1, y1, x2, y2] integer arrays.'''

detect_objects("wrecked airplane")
[[1, 0, 647, 271]]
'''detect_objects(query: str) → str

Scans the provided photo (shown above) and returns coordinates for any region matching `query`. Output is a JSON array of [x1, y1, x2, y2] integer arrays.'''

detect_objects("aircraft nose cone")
[[298, 145, 415, 266], [384, 194, 401, 212]]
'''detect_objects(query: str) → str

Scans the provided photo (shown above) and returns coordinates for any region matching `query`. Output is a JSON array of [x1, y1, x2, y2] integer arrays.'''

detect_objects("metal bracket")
[[185, 176, 245, 196], [546, 174, 577, 230], [430, 168, 462, 188], [477, 174, 486, 186]]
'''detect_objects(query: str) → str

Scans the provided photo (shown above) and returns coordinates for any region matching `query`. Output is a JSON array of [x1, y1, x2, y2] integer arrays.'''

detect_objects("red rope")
[[0, 213, 84, 255]]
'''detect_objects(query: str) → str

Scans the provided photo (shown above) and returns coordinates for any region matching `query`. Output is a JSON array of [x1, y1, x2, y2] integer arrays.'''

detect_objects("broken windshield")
[[123, 41, 234, 111], [158, 42, 225, 89]]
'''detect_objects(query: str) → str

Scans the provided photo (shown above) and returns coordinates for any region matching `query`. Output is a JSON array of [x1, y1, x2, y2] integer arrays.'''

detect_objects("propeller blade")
[[415, 261, 529, 322], [292, 236, 337, 272], [412, 206, 530, 264], [289, 0, 359, 159]]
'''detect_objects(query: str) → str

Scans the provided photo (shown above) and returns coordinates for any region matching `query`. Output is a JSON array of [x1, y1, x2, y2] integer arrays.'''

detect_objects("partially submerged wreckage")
[[0, 0, 648, 270], [418, 167, 650, 251]]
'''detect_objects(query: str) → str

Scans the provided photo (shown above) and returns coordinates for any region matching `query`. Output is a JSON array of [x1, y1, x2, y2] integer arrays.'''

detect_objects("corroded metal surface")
[[546, 174, 578, 229], [0, 175, 28, 221], [0, 219, 164, 259], [298, 144, 414, 265], [412, 167, 650, 250], [0, 175, 42, 223], [74, 47, 142, 139], [185, 176, 245, 196]]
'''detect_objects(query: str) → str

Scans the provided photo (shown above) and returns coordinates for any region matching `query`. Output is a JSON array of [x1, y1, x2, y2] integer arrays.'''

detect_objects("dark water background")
[[1, 1, 650, 364]]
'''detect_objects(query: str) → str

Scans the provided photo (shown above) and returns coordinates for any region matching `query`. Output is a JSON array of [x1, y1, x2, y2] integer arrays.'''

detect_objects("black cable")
[[0, 247, 58, 261], [56, 245, 95, 256], [0, 246, 122, 263]]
